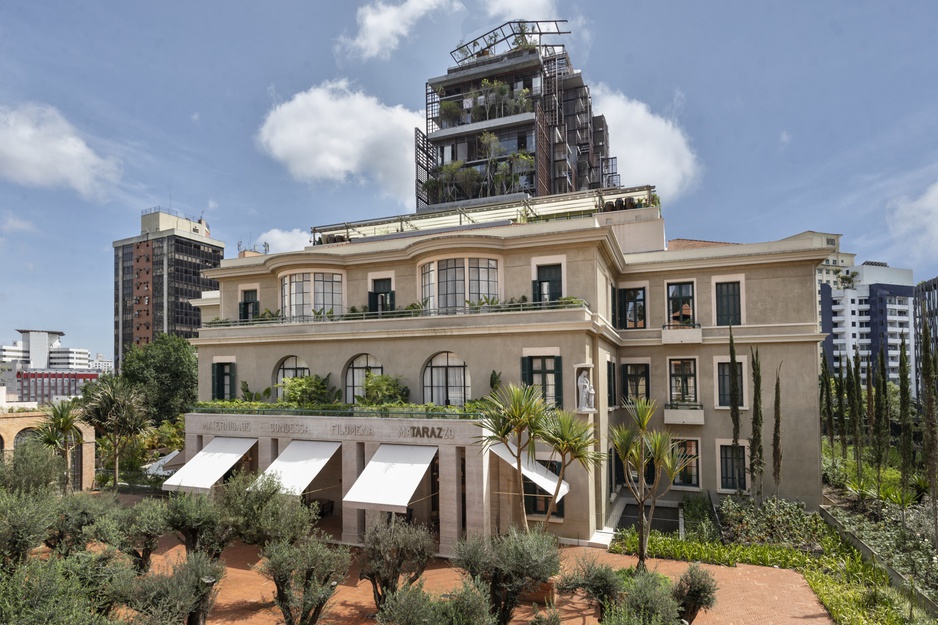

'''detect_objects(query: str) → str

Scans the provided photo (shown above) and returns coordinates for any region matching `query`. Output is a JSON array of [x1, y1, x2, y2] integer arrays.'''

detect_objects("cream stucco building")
[[173, 187, 830, 554]]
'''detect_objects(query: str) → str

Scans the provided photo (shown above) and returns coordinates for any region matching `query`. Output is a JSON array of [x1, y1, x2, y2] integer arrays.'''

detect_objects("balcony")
[[661, 323, 702, 344], [664, 403, 705, 425]]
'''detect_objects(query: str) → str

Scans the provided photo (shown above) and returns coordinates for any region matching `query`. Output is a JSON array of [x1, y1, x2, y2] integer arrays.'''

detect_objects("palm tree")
[[478, 383, 549, 531], [81, 375, 150, 490], [611, 397, 693, 570], [538, 410, 602, 527], [36, 398, 83, 493]]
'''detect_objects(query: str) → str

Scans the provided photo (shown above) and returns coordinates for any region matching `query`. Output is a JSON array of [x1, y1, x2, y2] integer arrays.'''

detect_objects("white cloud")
[[0, 103, 121, 200], [886, 180, 938, 267], [257, 228, 311, 254], [256, 79, 424, 207], [780, 130, 792, 146], [483, 0, 557, 21], [207, 199, 218, 211], [0, 213, 36, 233], [191, 112, 200, 123], [592, 84, 700, 200], [337, 0, 462, 60]]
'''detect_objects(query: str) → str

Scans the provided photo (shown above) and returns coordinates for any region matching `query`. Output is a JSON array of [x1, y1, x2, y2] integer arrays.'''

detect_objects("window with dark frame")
[[674, 439, 699, 487], [534, 264, 562, 303], [523, 459, 564, 517], [669, 359, 697, 404], [717, 361, 744, 407], [607, 360, 617, 406], [622, 363, 650, 400], [667, 282, 695, 326], [621, 287, 646, 329], [424, 352, 469, 406], [239, 289, 259, 321], [715, 281, 741, 326], [369, 278, 394, 313], [521, 356, 563, 408], [211, 362, 236, 400], [346, 354, 383, 404], [438, 259, 465, 313], [720, 444, 747, 490]]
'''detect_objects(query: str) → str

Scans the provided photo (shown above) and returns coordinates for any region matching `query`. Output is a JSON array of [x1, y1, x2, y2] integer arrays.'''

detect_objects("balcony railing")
[[192, 405, 484, 420], [664, 402, 705, 425], [203, 298, 591, 329], [661, 323, 702, 345]]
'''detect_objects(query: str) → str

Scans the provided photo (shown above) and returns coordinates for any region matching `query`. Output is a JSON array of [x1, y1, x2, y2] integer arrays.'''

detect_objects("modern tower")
[[415, 20, 621, 212], [113, 208, 225, 369]]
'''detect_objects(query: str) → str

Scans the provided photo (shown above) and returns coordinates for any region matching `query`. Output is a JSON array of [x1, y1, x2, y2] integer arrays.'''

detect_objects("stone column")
[[437, 446, 458, 556], [464, 446, 490, 537], [341, 441, 364, 544]]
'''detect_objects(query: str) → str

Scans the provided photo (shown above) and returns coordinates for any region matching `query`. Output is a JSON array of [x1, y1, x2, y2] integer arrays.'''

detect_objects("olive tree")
[[358, 515, 435, 611]]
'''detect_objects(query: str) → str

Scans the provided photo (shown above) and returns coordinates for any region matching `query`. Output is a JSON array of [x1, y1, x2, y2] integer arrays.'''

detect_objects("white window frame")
[[712, 354, 750, 410], [711, 273, 746, 327]]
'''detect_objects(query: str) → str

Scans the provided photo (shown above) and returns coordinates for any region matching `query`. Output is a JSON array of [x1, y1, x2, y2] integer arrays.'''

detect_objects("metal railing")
[[193, 405, 485, 420], [664, 402, 704, 410]]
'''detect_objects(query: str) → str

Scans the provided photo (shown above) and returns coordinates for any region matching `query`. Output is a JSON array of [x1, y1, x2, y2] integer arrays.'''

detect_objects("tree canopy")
[[121, 333, 198, 425]]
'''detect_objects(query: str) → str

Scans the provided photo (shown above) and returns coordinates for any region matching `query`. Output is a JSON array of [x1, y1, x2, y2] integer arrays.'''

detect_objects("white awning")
[[162, 437, 257, 494], [258, 440, 341, 496], [490, 442, 570, 502], [343, 444, 438, 514]]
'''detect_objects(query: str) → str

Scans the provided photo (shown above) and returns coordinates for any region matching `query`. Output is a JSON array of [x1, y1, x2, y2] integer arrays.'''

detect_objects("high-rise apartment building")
[[113, 208, 225, 369], [821, 261, 916, 394], [415, 20, 620, 212], [914, 276, 938, 390], [0, 329, 99, 404]]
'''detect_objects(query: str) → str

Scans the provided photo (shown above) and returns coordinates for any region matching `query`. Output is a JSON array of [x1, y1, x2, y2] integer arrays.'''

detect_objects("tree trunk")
[[542, 461, 567, 528], [515, 453, 528, 531], [636, 509, 648, 571], [63, 446, 72, 494], [112, 435, 121, 490]]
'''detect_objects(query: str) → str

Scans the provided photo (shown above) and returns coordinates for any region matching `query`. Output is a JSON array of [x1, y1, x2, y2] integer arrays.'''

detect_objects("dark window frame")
[[717, 361, 745, 407], [622, 363, 650, 400], [523, 459, 564, 518], [715, 281, 741, 326], [720, 444, 748, 490], [521, 356, 564, 409], [667, 282, 695, 326], [668, 358, 697, 404]]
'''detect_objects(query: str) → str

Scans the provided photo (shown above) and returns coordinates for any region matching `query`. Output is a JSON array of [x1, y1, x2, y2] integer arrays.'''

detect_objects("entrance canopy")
[[490, 442, 570, 501], [343, 444, 438, 513], [259, 440, 341, 496], [162, 437, 256, 494]]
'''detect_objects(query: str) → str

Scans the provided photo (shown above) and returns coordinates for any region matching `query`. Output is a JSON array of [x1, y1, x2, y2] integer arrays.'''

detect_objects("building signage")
[[204, 420, 252, 433], [331, 423, 374, 437], [399, 425, 455, 440], [270, 422, 310, 435]]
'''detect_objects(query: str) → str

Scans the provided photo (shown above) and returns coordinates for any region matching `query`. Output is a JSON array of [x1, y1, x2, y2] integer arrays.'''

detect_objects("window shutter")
[[368, 291, 377, 312], [388, 290, 396, 311], [554, 356, 563, 409], [607, 361, 617, 405], [211, 363, 218, 400], [621, 364, 629, 399], [238, 302, 247, 321], [617, 288, 628, 329], [521, 357, 532, 385], [532, 280, 540, 303], [610, 285, 617, 325], [643, 365, 650, 399], [228, 363, 237, 400]]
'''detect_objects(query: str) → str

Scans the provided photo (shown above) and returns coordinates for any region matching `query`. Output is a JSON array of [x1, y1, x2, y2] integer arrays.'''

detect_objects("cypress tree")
[[750, 347, 764, 499], [820, 356, 834, 460], [837, 359, 847, 462], [899, 335, 912, 496], [772, 363, 783, 496], [921, 311, 937, 548], [852, 351, 864, 484], [873, 346, 889, 500], [729, 328, 742, 489]]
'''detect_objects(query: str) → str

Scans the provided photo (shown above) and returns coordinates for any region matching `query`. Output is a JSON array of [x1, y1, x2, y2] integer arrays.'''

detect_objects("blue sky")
[[1, 1, 937, 357]]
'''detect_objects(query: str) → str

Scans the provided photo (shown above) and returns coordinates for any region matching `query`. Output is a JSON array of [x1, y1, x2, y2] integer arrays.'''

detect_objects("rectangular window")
[[239, 289, 259, 321], [667, 282, 695, 326], [720, 444, 747, 490], [468, 258, 498, 302], [281, 274, 310, 318], [534, 264, 562, 303], [669, 359, 697, 404], [313, 273, 343, 314], [607, 360, 617, 406], [369, 278, 395, 313], [622, 364, 650, 400], [211, 362, 236, 400], [438, 259, 465, 312], [715, 282, 741, 326], [717, 362, 744, 407], [620, 288, 646, 329], [420, 263, 435, 310], [523, 460, 564, 518], [521, 356, 563, 408], [674, 440, 699, 488]]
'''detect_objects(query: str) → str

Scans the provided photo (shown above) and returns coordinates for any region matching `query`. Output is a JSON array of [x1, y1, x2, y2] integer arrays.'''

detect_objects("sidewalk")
[[150, 537, 833, 624]]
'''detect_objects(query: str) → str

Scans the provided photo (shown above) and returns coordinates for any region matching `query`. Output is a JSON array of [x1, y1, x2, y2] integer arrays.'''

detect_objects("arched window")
[[345, 354, 384, 404], [14, 428, 37, 448], [420, 258, 499, 313], [275, 356, 310, 398], [423, 352, 470, 406]]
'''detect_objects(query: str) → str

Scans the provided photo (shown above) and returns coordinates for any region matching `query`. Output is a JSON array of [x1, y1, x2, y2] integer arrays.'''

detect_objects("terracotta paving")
[[148, 536, 834, 624]]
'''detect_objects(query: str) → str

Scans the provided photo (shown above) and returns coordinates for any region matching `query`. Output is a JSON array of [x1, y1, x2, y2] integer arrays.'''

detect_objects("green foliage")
[[91, 497, 167, 573], [281, 373, 342, 405], [556, 552, 624, 620], [772, 363, 783, 493], [750, 347, 765, 496], [613, 567, 679, 625], [219, 472, 315, 547], [165, 491, 235, 559], [130, 550, 225, 625], [453, 527, 560, 625], [377, 579, 495, 625], [719, 497, 827, 549], [146, 415, 185, 452], [0, 487, 57, 570], [36, 398, 83, 493], [671, 563, 718, 624], [59, 548, 137, 618], [359, 515, 436, 610], [241, 380, 273, 402], [358, 371, 410, 405], [120, 332, 198, 425], [0, 437, 64, 494], [45, 491, 116, 556], [680, 495, 719, 543], [259, 534, 351, 625], [0, 556, 120, 624]]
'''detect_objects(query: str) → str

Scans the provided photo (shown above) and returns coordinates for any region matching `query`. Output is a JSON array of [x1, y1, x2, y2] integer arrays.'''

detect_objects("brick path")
[[149, 537, 833, 624]]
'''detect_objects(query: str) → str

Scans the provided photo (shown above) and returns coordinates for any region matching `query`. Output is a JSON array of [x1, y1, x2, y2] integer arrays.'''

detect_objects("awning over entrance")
[[258, 440, 341, 496], [343, 444, 438, 514], [490, 442, 570, 502], [162, 437, 257, 494]]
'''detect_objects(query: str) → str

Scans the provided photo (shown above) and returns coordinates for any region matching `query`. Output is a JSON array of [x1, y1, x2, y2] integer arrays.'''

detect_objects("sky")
[[1, 1, 937, 358]]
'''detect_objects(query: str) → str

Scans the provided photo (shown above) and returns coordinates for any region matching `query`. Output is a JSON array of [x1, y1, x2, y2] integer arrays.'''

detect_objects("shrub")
[[359, 372, 410, 405], [529, 604, 561, 625], [680, 495, 719, 543], [45, 492, 117, 556], [557, 552, 624, 620], [378, 579, 494, 625], [359, 515, 435, 610], [671, 563, 717, 624], [618, 568, 679, 625]]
